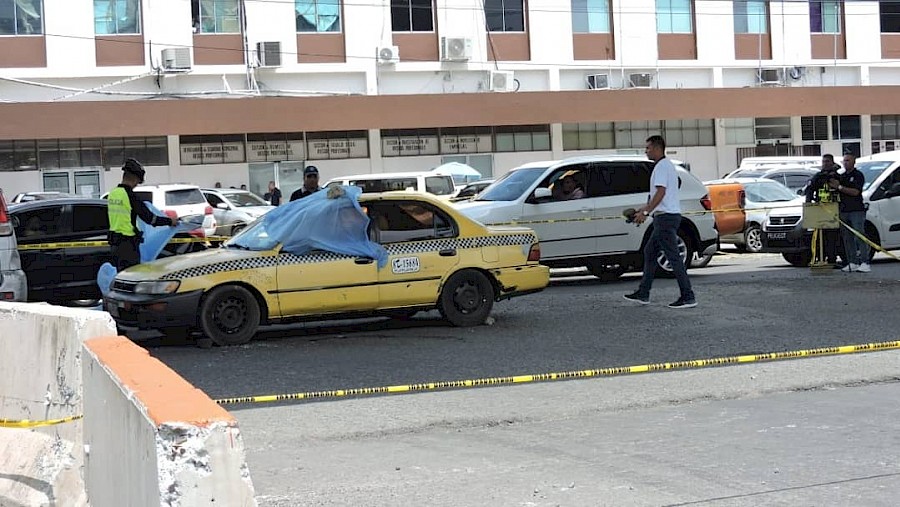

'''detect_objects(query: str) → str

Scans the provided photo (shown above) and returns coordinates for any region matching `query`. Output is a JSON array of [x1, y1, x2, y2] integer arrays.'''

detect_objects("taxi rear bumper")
[[491, 264, 550, 301]]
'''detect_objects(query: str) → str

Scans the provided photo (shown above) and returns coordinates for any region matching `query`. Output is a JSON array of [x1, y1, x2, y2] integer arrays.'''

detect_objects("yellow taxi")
[[104, 189, 549, 346]]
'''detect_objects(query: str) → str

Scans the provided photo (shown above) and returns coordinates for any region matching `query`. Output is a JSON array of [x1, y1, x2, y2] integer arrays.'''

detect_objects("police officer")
[[804, 154, 841, 265], [107, 159, 175, 271], [289, 166, 322, 201]]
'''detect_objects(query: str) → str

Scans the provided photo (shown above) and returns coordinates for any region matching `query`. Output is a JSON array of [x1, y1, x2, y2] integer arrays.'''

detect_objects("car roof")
[[9, 198, 107, 211], [705, 177, 772, 185], [134, 184, 201, 191], [331, 172, 453, 181], [858, 150, 900, 162], [201, 188, 251, 193]]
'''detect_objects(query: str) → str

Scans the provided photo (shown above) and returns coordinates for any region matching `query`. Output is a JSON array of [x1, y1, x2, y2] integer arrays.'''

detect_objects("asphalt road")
[[147, 250, 900, 402]]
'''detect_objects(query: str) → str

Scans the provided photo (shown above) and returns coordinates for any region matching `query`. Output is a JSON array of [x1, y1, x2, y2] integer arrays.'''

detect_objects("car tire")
[[585, 259, 626, 281], [231, 224, 246, 236], [689, 251, 714, 269], [655, 231, 693, 278], [743, 225, 764, 254], [199, 285, 260, 346], [782, 251, 812, 267], [438, 270, 495, 327], [865, 224, 879, 263]]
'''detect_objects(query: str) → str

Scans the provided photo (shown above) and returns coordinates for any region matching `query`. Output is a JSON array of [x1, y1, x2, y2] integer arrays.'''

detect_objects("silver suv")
[[0, 190, 27, 301]]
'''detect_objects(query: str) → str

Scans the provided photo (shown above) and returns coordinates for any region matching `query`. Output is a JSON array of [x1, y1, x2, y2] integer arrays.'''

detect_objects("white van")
[[323, 171, 456, 200]]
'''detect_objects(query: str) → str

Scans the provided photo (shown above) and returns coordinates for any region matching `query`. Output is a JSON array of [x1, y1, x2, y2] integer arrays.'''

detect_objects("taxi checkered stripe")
[[161, 233, 537, 280]]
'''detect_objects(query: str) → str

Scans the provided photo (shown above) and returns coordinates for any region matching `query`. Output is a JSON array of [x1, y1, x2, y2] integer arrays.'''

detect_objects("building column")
[[550, 123, 564, 159], [368, 129, 382, 173]]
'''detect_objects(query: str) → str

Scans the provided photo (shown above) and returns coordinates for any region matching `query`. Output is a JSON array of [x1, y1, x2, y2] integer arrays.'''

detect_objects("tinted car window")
[[73, 204, 109, 233], [349, 178, 417, 193], [593, 162, 651, 197], [133, 191, 152, 202], [165, 188, 206, 206], [425, 176, 454, 195], [14, 206, 65, 239], [204, 192, 224, 207]]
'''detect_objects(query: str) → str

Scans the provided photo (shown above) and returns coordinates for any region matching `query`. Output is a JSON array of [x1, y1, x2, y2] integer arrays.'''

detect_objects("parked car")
[[454, 156, 719, 281], [734, 156, 822, 172], [0, 190, 27, 302], [705, 178, 804, 253], [323, 172, 457, 200], [9, 198, 206, 306], [450, 179, 495, 202], [201, 188, 275, 236], [10, 191, 75, 203], [761, 151, 900, 266], [131, 184, 217, 237], [723, 165, 819, 194], [104, 192, 549, 345]]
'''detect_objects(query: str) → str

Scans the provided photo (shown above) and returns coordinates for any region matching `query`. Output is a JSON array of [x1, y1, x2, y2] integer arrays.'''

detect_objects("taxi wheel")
[[439, 270, 495, 327], [199, 285, 260, 346]]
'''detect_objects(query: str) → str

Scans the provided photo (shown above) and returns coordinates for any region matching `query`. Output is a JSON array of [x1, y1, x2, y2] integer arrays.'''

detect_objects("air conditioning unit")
[[256, 41, 282, 67], [440, 36, 473, 62], [490, 70, 515, 92], [757, 68, 783, 85], [376, 45, 399, 65], [161, 47, 191, 72], [628, 73, 652, 89], [586, 73, 609, 90]]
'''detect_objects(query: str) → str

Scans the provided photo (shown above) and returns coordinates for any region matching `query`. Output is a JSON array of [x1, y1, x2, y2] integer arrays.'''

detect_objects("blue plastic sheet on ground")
[[252, 185, 388, 267], [97, 202, 201, 297]]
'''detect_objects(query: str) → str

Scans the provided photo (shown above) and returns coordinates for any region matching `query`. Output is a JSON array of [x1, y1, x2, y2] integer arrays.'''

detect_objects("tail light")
[[0, 191, 11, 236], [204, 205, 213, 215], [527, 243, 541, 262], [700, 194, 712, 211]]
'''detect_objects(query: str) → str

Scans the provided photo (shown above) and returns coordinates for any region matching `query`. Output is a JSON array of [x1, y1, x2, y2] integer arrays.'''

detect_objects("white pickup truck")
[[761, 151, 900, 266]]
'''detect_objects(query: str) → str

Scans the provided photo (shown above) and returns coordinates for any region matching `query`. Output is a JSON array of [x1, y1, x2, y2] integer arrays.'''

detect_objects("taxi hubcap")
[[215, 297, 247, 332], [453, 282, 482, 313]]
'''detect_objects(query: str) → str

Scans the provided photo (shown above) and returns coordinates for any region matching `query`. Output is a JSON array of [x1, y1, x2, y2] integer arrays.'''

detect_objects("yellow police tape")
[[212, 339, 900, 406], [0, 414, 83, 429], [838, 218, 900, 261], [17, 236, 231, 251]]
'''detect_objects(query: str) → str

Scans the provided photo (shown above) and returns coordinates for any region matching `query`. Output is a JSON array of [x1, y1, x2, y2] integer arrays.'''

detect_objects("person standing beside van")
[[290, 166, 323, 201], [829, 153, 870, 272]]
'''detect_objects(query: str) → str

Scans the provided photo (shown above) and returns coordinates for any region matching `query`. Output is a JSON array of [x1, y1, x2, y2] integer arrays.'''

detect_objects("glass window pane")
[[390, 0, 410, 31], [495, 133, 515, 152], [504, 0, 524, 31], [533, 132, 551, 151], [563, 132, 580, 150], [577, 131, 596, 150], [410, 0, 432, 31], [513, 132, 532, 151], [484, 0, 504, 31], [38, 140, 59, 169]]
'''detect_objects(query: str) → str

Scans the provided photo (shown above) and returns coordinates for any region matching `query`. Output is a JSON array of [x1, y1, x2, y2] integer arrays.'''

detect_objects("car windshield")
[[743, 181, 798, 202], [475, 167, 547, 201], [856, 161, 893, 190], [223, 218, 279, 251], [165, 188, 206, 206], [223, 192, 268, 207]]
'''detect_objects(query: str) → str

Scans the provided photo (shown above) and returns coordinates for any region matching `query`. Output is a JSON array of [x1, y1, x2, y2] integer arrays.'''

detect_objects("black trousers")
[[112, 236, 141, 272]]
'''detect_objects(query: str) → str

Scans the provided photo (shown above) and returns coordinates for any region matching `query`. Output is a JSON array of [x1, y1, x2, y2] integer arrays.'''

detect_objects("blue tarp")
[[255, 185, 389, 267]]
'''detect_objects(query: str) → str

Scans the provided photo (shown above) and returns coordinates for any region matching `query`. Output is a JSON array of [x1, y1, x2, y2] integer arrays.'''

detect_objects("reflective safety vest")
[[108, 187, 136, 236]]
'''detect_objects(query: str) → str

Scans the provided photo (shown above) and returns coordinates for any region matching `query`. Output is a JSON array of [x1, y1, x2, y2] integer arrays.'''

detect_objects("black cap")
[[122, 158, 145, 183], [303, 165, 319, 176]]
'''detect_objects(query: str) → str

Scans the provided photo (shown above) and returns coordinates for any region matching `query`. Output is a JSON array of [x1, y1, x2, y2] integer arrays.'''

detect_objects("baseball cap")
[[303, 166, 319, 176]]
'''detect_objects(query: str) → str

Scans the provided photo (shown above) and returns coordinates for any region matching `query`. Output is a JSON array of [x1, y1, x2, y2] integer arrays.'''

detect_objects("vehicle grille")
[[113, 280, 137, 293], [766, 215, 801, 232]]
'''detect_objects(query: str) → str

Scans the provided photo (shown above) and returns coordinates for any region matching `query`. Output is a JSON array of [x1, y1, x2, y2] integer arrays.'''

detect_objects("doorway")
[[249, 162, 307, 204]]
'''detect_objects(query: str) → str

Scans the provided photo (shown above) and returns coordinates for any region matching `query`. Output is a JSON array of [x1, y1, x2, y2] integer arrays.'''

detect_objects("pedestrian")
[[290, 166, 323, 201], [214, 181, 222, 188], [106, 159, 175, 272], [829, 153, 870, 272], [240, 184, 247, 190], [264, 180, 282, 206], [805, 154, 842, 266], [624, 135, 696, 308]]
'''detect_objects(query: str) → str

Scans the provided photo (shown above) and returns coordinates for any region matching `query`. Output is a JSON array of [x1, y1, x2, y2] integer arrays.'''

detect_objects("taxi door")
[[274, 250, 379, 317], [368, 201, 460, 307]]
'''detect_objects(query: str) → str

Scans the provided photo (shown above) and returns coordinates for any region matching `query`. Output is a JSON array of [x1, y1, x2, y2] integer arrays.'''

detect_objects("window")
[[72, 205, 109, 233], [663, 119, 715, 147], [14, 207, 64, 240], [484, 0, 525, 32], [439, 127, 493, 154], [191, 0, 240, 34], [881, 0, 900, 32], [0, 140, 37, 171], [103, 137, 168, 167], [295, 0, 341, 32], [801, 116, 829, 141], [594, 162, 652, 197], [306, 131, 368, 160], [571, 0, 610, 33], [656, 0, 692, 34], [494, 125, 551, 152], [734, 0, 767, 34], [0, 0, 43, 35], [391, 0, 432, 31], [615, 120, 663, 148], [94, 0, 141, 35], [381, 128, 439, 157], [246, 132, 305, 162], [165, 189, 206, 206], [424, 176, 454, 195], [832, 115, 860, 140], [872, 114, 900, 140], [370, 202, 455, 243], [562, 122, 615, 150], [180, 134, 245, 165], [809, 1, 840, 34], [754, 117, 791, 140], [723, 118, 754, 145], [204, 192, 225, 208]]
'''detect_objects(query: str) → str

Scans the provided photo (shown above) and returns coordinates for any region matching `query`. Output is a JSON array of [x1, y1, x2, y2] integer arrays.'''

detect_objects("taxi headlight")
[[133, 280, 180, 295]]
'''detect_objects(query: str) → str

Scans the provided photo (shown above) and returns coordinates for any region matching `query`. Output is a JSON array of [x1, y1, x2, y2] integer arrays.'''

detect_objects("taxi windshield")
[[224, 219, 279, 251]]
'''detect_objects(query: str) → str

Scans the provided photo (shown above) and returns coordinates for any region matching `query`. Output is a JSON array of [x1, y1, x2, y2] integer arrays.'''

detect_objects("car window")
[[857, 161, 894, 191], [764, 174, 787, 187], [72, 204, 109, 233], [223, 192, 268, 207], [368, 202, 455, 243], [425, 176, 454, 195], [14, 206, 66, 239], [349, 178, 418, 193], [477, 167, 547, 202], [165, 188, 206, 206], [743, 182, 797, 202], [784, 174, 813, 191], [592, 162, 651, 197], [133, 191, 152, 203], [204, 192, 224, 207]]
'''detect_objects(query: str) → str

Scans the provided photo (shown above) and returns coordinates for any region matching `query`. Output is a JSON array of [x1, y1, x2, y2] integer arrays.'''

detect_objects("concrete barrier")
[[0, 302, 116, 507], [82, 336, 257, 507]]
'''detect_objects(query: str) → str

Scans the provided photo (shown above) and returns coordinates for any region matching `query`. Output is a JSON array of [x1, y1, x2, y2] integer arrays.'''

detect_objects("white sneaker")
[[841, 263, 859, 272], [857, 263, 871, 273]]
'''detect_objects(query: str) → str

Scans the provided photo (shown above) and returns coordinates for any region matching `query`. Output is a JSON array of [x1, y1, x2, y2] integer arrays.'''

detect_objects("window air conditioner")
[[586, 73, 609, 90], [490, 70, 515, 92], [257, 41, 282, 67], [757, 68, 783, 85], [440, 36, 473, 61], [161, 47, 192, 72], [628, 73, 652, 89], [376, 45, 400, 65]]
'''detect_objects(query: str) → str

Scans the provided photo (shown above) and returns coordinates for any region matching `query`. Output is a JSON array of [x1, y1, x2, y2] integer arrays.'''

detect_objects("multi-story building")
[[1, 0, 900, 199]]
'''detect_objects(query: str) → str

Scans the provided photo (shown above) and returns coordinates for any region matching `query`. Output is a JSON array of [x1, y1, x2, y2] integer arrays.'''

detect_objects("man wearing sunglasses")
[[290, 166, 323, 201]]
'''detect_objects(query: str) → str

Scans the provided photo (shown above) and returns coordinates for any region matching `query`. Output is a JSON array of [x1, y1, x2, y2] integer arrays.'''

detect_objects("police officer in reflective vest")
[[107, 159, 175, 271]]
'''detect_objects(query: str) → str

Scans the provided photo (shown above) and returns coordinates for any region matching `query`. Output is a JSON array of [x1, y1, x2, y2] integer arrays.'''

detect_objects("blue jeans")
[[840, 210, 869, 265], [638, 213, 694, 300]]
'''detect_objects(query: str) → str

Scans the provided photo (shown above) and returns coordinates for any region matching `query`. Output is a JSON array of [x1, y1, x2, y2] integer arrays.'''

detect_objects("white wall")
[[0, 171, 43, 198]]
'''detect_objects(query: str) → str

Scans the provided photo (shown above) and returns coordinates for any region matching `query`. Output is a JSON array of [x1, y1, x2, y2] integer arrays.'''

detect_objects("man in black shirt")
[[290, 166, 323, 201], [263, 180, 281, 206], [829, 153, 870, 272]]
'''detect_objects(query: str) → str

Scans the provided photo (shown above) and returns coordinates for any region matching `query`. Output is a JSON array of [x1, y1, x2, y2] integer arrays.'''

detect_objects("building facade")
[[2, 0, 900, 199]]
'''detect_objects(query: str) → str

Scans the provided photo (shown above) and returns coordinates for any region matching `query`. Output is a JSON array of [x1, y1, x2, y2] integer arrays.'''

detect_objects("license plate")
[[767, 232, 787, 239]]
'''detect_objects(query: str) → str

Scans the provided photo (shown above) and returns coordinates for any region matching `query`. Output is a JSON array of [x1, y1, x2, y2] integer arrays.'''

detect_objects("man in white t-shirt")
[[623, 135, 696, 309]]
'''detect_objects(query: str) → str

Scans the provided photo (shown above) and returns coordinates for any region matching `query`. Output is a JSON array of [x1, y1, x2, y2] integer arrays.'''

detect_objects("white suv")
[[454, 156, 718, 280], [132, 184, 217, 237]]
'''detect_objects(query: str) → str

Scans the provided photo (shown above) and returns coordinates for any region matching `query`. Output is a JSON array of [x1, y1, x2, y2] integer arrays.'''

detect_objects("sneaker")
[[841, 263, 859, 272], [668, 297, 697, 309], [857, 263, 871, 273], [623, 291, 650, 305]]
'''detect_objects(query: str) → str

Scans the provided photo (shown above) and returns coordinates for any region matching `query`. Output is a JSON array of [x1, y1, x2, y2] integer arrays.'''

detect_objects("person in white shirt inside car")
[[553, 174, 584, 200]]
